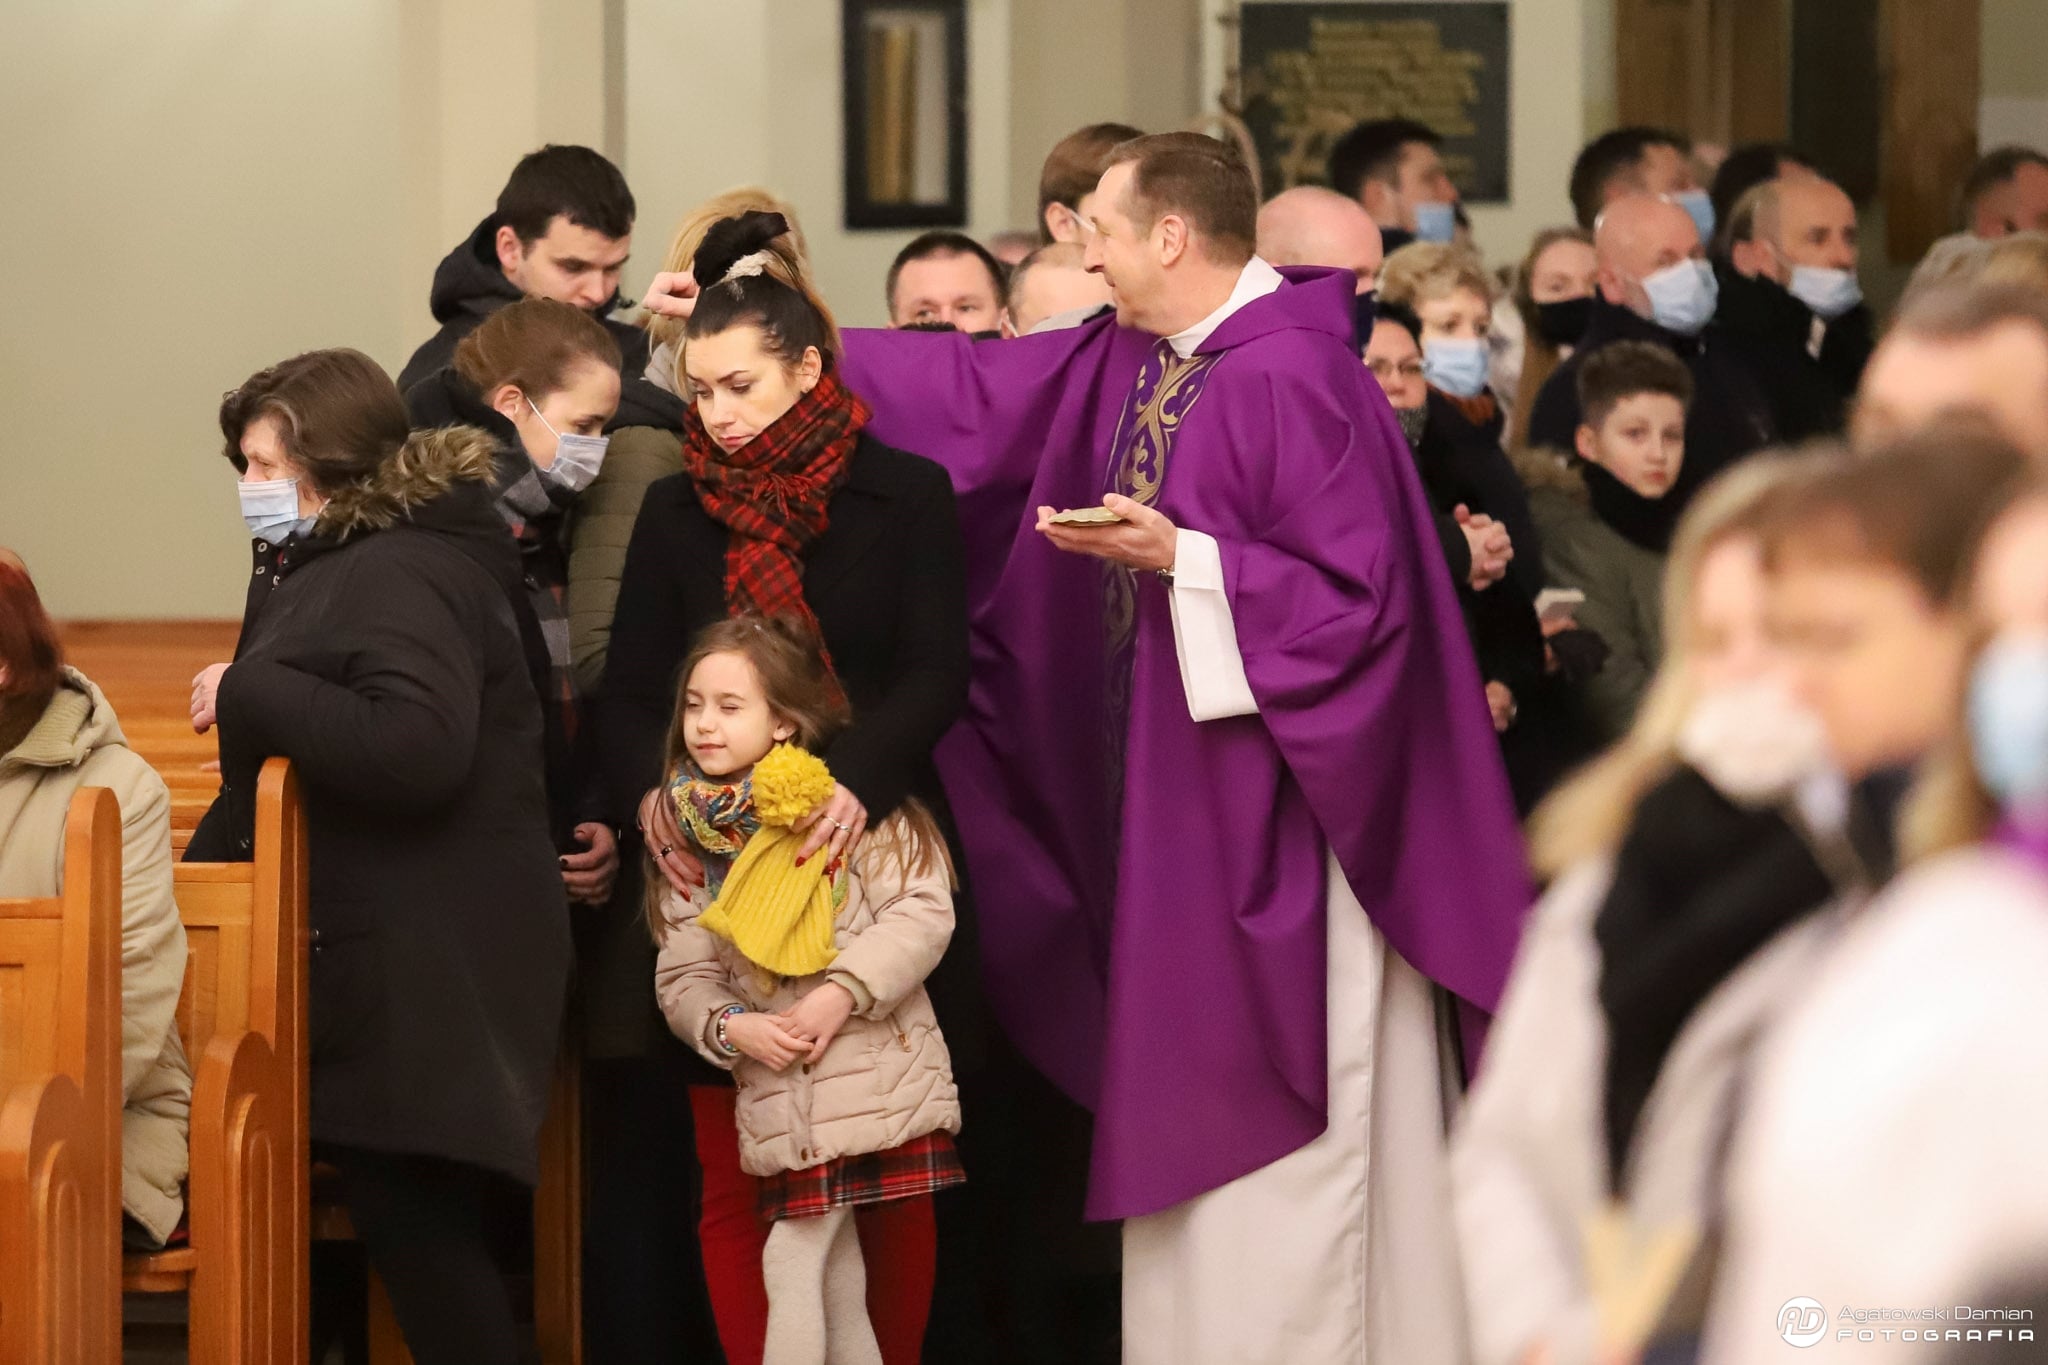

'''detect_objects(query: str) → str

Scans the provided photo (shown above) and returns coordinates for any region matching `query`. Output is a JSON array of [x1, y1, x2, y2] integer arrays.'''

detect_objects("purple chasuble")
[[840, 269, 1531, 1220]]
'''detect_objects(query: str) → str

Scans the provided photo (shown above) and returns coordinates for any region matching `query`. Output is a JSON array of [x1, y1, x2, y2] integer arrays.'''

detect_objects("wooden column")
[[1721, 0, 1790, 144], [1616, 0, 1713, 134], [1617, 0, 1789, 146], [1882, 0, 1980, 261]]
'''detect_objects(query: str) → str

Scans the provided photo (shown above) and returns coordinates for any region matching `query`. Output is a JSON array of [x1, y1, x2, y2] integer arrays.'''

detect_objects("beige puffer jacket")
[[655, 822, 960, 1177], [0, 668, 192, 1245]]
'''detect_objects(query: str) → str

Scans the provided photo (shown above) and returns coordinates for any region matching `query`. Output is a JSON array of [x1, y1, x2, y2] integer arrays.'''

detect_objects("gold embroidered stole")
[[1102, 340, 1221, 721]]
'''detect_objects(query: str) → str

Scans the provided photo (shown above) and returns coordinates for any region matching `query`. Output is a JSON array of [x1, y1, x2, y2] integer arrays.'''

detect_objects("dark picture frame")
[[841, 0, 969, 229]]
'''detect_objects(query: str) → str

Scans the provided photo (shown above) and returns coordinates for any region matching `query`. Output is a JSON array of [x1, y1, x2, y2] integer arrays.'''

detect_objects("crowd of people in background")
[[7, 110, 2048, 1365]]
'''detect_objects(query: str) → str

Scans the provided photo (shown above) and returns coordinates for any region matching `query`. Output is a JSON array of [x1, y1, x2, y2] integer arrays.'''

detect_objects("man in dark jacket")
[[1714, 173, 1873, 441], [1528, 194, 1775, 508], [398, 145, 645, 390]]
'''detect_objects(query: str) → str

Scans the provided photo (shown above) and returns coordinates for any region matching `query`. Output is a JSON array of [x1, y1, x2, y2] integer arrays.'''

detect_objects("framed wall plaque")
[[1236, 2, 1511, 202], [842, 0, 969, 229]]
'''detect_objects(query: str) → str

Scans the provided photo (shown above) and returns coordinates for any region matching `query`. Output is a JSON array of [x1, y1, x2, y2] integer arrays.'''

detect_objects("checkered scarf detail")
[[494, 458, 579, 738], [679, 370, 868, 645]]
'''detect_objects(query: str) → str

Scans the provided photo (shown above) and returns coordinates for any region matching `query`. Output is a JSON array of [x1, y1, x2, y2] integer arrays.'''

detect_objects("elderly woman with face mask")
[[191, 348, 572, 1365]]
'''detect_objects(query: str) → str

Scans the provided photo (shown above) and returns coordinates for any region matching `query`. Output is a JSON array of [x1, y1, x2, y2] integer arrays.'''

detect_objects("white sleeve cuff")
[[1168, 529, 1259, 722]]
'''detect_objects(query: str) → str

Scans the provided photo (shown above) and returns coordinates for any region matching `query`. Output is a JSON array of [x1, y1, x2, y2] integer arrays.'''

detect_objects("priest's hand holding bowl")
[[1035, 494, 1177, 574]]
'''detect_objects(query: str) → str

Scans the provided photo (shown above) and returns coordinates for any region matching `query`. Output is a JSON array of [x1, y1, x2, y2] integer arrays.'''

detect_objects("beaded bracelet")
[[714, 1003, 747, 1057]]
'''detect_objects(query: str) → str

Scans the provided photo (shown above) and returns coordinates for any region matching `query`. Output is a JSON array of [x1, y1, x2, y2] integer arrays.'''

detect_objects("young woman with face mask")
[[406, 297, 626, 910], [1703, 436, 2048, 1365], [1508, 226, 1598, 453], [601, 210, 971, 1365], [1454, 451, 1899, 1365]]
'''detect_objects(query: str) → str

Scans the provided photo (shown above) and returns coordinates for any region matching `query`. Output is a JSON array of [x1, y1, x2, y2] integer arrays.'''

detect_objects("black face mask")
[[1394, 403, 1429, 450], [1535, 296, 1594, 347], [1352, 291, 1378, 350]]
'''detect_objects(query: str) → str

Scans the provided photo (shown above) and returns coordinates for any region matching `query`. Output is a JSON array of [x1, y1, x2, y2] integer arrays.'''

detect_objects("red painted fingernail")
[[795, 856, 807, 868]]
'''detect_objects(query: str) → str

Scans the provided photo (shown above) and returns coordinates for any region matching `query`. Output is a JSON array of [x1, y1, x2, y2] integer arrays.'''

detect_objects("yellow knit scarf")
[[683, 744, 844, 977]]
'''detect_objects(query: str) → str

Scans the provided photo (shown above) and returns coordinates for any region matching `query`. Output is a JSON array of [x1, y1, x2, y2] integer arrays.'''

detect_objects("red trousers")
[[689, 1084, 936, 1365]]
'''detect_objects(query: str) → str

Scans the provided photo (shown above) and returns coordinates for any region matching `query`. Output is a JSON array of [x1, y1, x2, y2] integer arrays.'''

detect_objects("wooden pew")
[[123, 758, 308, 1365], [0, 786, 121, 1364], [535, 1040, 584, 1365], [63, 622, 583, 1361]]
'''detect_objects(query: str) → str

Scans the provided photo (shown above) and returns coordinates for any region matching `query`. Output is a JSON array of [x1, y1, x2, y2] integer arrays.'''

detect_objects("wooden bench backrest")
[[169, 759, 304, 1063], [0, 786, 122, 1363]]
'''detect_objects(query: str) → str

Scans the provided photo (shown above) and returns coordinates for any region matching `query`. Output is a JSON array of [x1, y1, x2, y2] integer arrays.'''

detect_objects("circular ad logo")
[[1778, 1297, 1828, 1348]]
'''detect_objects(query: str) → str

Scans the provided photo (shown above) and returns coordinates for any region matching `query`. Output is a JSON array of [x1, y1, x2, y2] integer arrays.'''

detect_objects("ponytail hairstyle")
[[683, 211, 841, 376], [644, 612, 955, 940], [453, 296, 621, 406], [647, 188, 829, 362]]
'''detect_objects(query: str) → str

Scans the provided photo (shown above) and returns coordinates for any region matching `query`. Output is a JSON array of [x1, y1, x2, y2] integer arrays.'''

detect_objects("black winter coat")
[[1408, 396, 1546, 701], [1527, 296, 1777, 507], [403, 367, 602, 847], [1711, 265, 1873, 443], [592, 434, 972, 1064], [211, 429, 571, 1184], [397, 216, 648, 392]]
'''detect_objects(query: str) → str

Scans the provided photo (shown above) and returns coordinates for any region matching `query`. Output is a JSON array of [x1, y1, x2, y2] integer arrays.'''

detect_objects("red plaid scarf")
[[681, 371, 869, 641]]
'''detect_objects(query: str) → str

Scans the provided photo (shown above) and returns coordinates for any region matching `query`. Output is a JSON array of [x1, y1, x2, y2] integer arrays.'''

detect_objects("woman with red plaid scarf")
[[600, 211, 971, 1364]]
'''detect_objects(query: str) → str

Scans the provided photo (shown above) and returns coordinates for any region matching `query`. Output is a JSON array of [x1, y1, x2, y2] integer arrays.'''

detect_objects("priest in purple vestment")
[[832, 134, 1531, 1364]]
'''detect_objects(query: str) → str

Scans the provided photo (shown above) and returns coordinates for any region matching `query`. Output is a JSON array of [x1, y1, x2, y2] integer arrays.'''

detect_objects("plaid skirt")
[[758, 1131, 966, 1222]]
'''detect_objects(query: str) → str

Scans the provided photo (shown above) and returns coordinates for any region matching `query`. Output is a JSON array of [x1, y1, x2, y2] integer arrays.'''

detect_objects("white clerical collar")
[[1165, 257, 1286, 358]]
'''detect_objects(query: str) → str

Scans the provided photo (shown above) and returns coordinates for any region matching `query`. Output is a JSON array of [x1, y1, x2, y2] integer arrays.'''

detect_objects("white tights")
[[761, 1206, 882, 1365]]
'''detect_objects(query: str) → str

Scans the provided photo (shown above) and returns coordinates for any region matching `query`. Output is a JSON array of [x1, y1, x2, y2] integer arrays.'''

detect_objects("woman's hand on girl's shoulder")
[[793, 783, 868, 866], [724, 1011, 808, 1072], [638, 784, 706, 895]]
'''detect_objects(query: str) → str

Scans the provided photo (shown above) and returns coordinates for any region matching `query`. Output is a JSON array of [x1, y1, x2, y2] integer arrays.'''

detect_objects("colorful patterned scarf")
[[671, 772, 762, 898], [679, 370, 869, 649]]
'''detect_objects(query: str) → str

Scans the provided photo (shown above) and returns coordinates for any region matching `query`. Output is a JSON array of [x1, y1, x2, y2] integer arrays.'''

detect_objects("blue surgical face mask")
[[1640, 258, 1718, 336], [1421, 336, 1490, 399], [1969, 633, 2048, 813], [239, 477, 301, 542], [1414, 200, 1458, 245], [1787, 264, 1863, 320], [527, 397, 611, 492], [1674, 189, 1716, 247]]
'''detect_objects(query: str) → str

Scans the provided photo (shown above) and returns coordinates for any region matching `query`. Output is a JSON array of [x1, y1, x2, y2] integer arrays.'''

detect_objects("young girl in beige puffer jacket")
[[653, 615, 961, 1365]]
